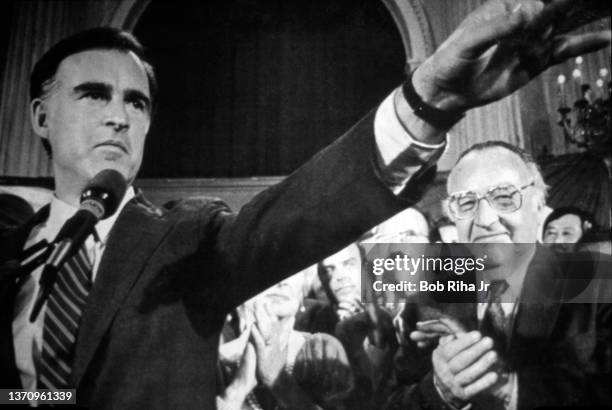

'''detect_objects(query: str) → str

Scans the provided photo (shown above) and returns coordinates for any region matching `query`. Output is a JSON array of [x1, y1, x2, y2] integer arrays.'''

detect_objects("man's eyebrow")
[[124, 89, 151, 110], [73, 82, 112, 95]]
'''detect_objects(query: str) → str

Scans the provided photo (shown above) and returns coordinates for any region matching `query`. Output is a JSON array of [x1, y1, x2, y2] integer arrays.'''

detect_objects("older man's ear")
[[30, 98, 49, 138]]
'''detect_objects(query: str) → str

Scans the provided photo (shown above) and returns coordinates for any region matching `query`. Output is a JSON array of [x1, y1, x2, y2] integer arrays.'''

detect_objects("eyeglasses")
[[447, 181, 535, 220]]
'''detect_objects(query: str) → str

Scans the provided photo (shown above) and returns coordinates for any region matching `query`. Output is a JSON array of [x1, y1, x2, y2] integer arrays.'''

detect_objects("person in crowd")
[[542, 206, 596, 253], [296, 243, 365, 334], [576, 228, 612, 255], [296, 242, 399, 409], [1, 0, 608, 407], [387, 141, 611, 409], [0, 193, 34, 235], [218, 273, 354, 409], [429, 216, 458, 243], [367, 207, 430, 243]]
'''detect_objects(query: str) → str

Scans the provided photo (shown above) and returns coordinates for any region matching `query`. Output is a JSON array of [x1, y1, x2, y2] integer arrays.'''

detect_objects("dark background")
[[135, 0, 405, 177]]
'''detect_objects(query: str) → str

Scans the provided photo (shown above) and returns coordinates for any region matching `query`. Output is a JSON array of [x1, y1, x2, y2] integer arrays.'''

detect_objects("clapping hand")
[[219, 326, 258, 409], [410, 317, 467, 348], [337, 295, 365, 321], [431, 331, 501, 408], [249, 300, 289, 388]]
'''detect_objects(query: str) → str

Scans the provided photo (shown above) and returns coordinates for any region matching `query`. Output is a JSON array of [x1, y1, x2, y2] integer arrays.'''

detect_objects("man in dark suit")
[[386, 141, 611, 410], [1, 0, 609, 408]]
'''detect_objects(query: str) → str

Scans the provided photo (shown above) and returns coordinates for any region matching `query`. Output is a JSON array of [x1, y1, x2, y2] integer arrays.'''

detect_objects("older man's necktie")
[[478, 280, 512, 410], [38, 246, 93, 389], [481, 280, 510, 354]]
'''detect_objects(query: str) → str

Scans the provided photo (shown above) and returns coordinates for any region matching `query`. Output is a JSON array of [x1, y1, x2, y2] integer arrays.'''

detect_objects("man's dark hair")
[[30, 27, 157, 157], [543, 206, 596, 233], [317, 243, 365, 306]]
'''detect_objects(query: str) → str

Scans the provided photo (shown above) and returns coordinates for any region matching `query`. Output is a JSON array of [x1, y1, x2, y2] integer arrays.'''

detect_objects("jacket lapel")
[[513, 246, 563, 345], [71, 195, 172, 386]]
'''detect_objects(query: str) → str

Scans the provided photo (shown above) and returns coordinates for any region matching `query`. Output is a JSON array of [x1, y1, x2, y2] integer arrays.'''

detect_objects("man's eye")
[[494, 194, 514, 203], [127, 99, 146, 111], [83, 92, 107, 101], [492, 192, 516, 209], [457, 197, 476, 211]]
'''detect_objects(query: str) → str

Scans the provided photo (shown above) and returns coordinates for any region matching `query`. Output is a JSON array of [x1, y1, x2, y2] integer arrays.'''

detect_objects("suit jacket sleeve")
[[202, 109, 437, 311]]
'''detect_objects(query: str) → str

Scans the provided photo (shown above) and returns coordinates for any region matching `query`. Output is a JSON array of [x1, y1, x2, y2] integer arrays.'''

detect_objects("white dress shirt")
[[12, 188, 135, 390]]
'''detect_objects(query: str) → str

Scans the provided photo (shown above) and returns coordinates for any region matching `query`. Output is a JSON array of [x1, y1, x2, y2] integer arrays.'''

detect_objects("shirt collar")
[[94, 186, 135, 244], [47, 186, 135, 245]]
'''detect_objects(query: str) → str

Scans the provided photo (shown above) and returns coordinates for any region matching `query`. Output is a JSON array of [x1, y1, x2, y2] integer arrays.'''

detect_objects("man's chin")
[[88, 162, 134, 185], [336, 291, 360, 304], [552, 244, 575, 254]]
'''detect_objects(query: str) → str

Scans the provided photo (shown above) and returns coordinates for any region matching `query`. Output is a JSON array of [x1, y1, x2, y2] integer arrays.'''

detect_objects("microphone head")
[[80, 169, 128, 220]]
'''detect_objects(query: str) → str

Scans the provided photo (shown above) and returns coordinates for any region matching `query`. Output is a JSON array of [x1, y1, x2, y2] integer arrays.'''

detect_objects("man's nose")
[[553, 235, 566, 244], [333, 269, 352, 283], [473, 197, 499, 227], [104, 98, 130, 132]]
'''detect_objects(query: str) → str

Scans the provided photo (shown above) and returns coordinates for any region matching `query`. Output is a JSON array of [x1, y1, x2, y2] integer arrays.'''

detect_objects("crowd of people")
[[216, 196, 611, 409]]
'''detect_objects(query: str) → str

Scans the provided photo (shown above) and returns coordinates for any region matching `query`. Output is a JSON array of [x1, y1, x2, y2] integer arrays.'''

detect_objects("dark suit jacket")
[[0, 111, 436, 409], [385, 246, 612, 410]]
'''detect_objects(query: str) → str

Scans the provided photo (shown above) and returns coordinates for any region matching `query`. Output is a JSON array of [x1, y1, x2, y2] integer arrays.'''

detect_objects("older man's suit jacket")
[[0, 111, 436, 409], [385, 246, 612, 410]]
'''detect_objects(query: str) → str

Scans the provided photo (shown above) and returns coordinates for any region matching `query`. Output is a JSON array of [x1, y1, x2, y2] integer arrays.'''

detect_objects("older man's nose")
[[473, 197, 498, 227]]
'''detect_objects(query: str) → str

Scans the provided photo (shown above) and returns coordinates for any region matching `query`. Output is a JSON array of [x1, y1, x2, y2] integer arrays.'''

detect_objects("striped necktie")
[[38, 246, 93, 389]]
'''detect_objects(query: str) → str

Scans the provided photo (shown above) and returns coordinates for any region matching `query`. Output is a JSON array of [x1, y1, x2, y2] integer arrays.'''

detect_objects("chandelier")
[[557, 57, 611, 156]]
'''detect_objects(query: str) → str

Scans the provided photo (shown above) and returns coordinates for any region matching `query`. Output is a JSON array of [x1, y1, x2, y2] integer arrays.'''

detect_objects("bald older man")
[[387, 141, 611, 410]]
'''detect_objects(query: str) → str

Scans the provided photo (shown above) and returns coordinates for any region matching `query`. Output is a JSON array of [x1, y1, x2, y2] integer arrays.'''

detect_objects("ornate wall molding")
[[101, 0, 151, 30], [381, 0, 436, 71]]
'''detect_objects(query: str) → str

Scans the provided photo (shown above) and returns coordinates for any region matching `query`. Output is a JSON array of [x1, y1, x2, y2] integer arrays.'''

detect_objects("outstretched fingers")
[[552, 31, 612, 63], [456, 5, 528, 59]]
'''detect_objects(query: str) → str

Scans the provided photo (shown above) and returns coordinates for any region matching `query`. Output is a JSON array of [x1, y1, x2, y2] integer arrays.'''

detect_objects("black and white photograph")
[[0, 0, 610, 409]]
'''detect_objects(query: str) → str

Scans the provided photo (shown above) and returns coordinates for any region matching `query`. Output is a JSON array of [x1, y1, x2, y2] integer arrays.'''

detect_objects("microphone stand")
[[0, 239, 51, 283], [30, 263, 60, 322], [0, 239, 76, 323]]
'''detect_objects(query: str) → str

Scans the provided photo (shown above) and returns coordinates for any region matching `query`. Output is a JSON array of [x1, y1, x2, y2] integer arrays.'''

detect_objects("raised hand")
[[218, 335, 258, 409], [412, 0, 611, 114], [336, 295, 365, 321], [249, 300, 289, 388]]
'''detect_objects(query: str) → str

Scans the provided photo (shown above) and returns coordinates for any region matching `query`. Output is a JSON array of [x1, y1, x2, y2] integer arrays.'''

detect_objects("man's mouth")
[[266, 292, 291, 301], [472, 233, 511, 243], [334, 285, 356, 295], [95, 140, 128, 154]]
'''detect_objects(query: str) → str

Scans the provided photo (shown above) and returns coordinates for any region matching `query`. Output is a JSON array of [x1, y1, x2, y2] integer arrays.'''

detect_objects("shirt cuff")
[[374, 88, 447, 195], [433, 375, 473, 410]]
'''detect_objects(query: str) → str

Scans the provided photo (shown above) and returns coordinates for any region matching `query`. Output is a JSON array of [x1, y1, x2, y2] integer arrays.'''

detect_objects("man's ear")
[[30, 98, 49, 138], [533, 190, 545, 214]]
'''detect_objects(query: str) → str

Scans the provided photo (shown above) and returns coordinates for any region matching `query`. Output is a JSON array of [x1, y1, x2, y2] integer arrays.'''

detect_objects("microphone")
[[30, 169, 127, 322], [45, 169, 127, 269]]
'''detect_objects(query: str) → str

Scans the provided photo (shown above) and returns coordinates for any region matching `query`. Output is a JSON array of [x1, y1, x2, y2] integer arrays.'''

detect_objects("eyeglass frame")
[[446, 181, 536, 220]]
